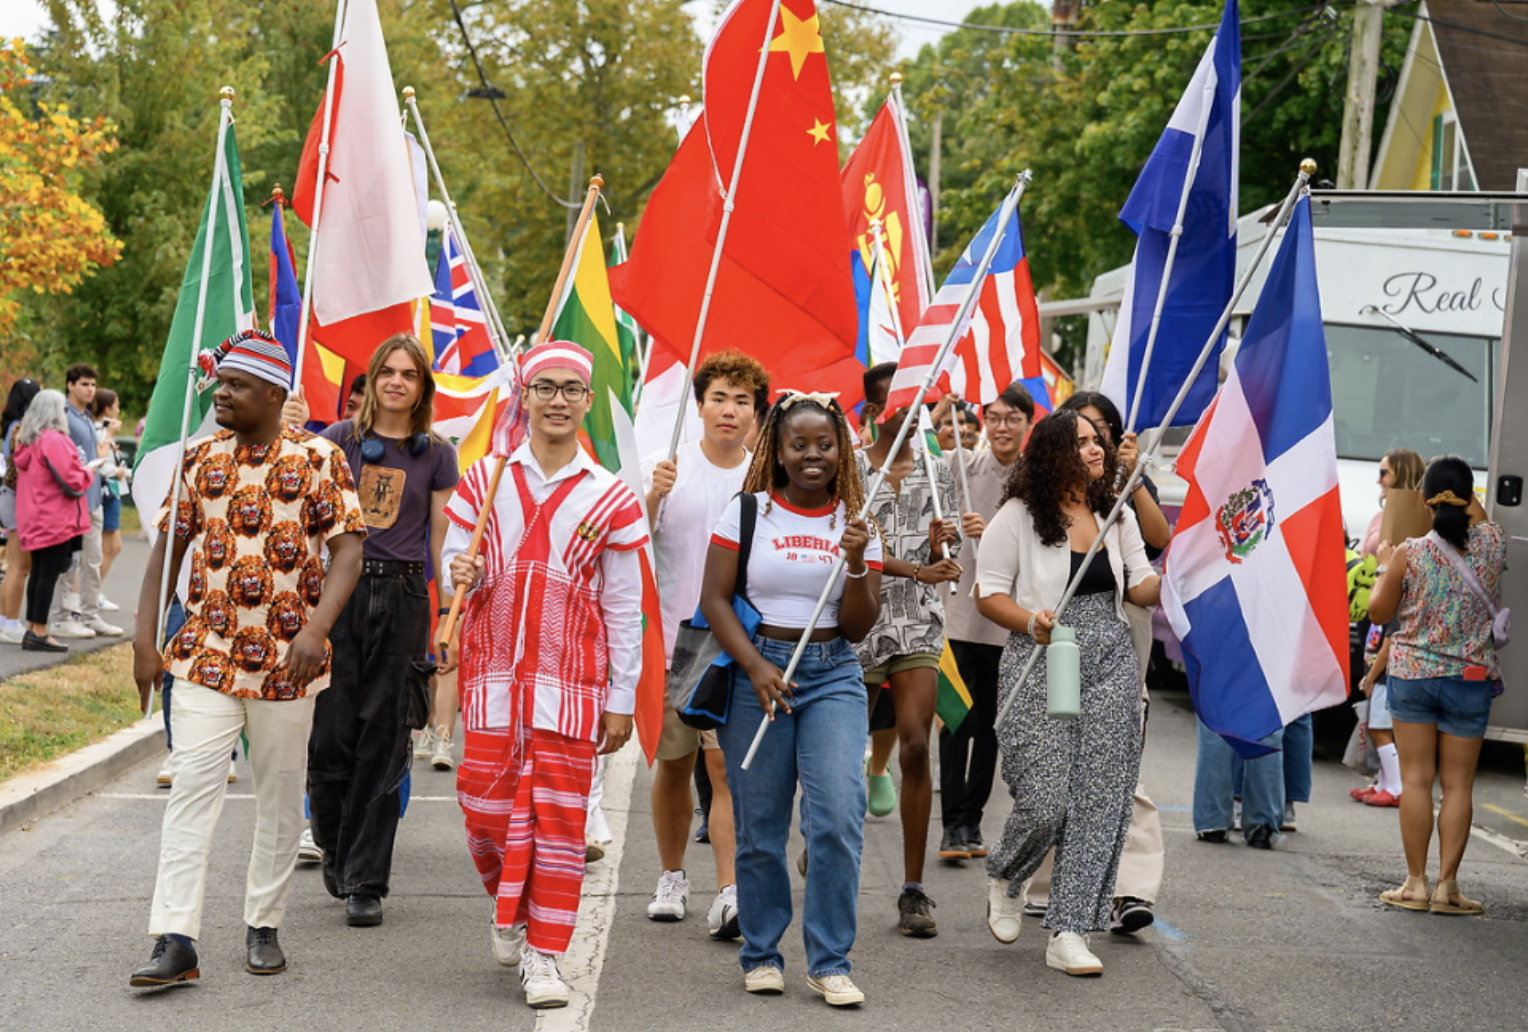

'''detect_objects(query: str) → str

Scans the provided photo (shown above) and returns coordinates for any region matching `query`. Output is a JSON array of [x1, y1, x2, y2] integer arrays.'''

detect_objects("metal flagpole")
[[917, 406, 959, 597], [993, 163, 1316, 731], [403, 87, 512, 361], [618, 223, 655, 411], [1124, 72, 1218, 436], [742, 172, 1032, 770], [293, 0, 348, 381], [153, 87, 236, 672], [665, 0, 784, 462], [889, 73, 937, 301]]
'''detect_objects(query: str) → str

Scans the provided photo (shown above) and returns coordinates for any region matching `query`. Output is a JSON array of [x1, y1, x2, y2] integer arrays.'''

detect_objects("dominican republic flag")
[[430, 226, 498, 377], [1102, 0, 1239, 430], [882, 195, 1041, 413], [1162, 196, 1349, 756]]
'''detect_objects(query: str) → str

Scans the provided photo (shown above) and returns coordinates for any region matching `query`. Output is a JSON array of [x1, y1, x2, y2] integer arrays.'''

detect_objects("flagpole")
[[402, 87, 512, 361], [993, 162, 1316, 732], [916, 407, 959, 598], [665, 0, 784, 462], [437, 175, 607, 658], [742, 171, 1032, 771], [292, 0, 348, 384], [1123, 71, 1218, 436], [620, 223, 656, 411], [889, 72, 936, 299], [153, 87, 235, 666]]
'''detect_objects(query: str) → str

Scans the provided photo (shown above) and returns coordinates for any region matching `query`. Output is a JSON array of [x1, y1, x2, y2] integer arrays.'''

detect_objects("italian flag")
[[549, 210, 665, 764], [131, 111, 255, 527]]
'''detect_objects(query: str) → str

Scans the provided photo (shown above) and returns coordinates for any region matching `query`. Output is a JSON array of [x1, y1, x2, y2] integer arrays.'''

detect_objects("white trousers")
[[148, 682, 316, 940]]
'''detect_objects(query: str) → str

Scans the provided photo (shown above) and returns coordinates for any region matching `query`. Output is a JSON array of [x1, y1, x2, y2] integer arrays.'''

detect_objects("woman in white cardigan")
[[974, 410, 1161, 977]]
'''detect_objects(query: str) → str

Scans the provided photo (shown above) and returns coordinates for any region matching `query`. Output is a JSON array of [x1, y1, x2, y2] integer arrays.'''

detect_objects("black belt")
[[361, 558, 425, 577]]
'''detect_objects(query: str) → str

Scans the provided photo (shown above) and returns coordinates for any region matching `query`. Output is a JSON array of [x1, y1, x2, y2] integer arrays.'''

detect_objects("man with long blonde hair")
[[309, 334, 459, 928]]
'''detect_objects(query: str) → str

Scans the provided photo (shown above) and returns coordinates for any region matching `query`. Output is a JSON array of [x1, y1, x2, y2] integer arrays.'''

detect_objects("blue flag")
[[269, 201, 302, 369], [1102, 0, 1240, 429]]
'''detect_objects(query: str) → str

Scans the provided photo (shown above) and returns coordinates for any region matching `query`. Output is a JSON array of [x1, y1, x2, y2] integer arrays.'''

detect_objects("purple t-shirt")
[[322, 420, 459, 563]]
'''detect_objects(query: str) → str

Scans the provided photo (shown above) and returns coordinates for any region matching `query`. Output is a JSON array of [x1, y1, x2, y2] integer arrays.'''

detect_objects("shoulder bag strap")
[[42, 453, 86, 500], [734, 492, 758, 602], [1426, 531, 1499, 618]]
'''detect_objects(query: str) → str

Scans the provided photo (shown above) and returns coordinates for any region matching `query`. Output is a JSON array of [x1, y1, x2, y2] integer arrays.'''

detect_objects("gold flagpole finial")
[[219, 86, 235, 101], [1300, 158, 1318, 176]]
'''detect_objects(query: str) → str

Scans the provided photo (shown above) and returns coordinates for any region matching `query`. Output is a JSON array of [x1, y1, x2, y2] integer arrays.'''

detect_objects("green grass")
[[0, 643, 156, 784]]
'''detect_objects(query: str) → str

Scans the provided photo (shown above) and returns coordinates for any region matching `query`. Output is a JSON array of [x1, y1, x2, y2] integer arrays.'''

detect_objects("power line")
[[445, 0, 578, 210], [819, 0, 1331, 39], [1387, 3, 1528, 48]]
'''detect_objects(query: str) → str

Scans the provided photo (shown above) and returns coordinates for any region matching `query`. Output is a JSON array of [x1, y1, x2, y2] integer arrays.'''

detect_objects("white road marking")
[[99, 793, 461, 802], [537, 744, 638, 1032]]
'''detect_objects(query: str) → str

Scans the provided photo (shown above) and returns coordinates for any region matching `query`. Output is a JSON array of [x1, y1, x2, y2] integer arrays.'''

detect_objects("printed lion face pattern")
[[157, 426, 364, 701]]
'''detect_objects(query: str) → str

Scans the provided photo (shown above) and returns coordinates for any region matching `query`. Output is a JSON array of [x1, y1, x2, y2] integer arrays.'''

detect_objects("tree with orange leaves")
[[0, 40, 122, 334]]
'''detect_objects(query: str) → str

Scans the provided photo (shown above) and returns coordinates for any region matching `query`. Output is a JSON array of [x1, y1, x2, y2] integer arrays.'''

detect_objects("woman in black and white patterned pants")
[[972, 410, 1160, 977]]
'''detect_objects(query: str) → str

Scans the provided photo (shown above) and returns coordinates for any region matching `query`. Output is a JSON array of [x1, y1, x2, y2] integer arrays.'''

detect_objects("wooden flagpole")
[[437, 175, 606, 660]]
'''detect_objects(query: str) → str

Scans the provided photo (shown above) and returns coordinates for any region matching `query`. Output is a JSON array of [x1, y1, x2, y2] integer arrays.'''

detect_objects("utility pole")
[[565, 139, 586, 246], [1337, 0, 1394, 190], [1051, 0, 1080, 71], [928, 109, 942, 255]]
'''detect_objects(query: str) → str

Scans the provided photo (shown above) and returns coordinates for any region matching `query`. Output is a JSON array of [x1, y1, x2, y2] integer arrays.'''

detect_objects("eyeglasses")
[[986, 415, 1026, 429], [527, 381, 589, 402]]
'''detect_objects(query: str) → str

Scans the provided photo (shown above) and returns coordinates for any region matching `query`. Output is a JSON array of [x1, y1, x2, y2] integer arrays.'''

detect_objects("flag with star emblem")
[[609, 0, 857, 385]]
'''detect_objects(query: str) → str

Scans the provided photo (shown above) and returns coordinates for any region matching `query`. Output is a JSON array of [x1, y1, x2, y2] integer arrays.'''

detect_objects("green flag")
[[551, 210, 630, 473], [131, 112, 255, 519]]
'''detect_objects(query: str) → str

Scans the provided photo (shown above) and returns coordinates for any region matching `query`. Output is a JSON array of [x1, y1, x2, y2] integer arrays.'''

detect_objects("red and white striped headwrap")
[[520, 340, 594, 386]]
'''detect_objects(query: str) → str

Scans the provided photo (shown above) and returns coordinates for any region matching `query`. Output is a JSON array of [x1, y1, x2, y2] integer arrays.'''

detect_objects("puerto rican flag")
[[883, 197, 1041, 413], [430, 226, 498, 378], [1162, 196, 1349, 755]]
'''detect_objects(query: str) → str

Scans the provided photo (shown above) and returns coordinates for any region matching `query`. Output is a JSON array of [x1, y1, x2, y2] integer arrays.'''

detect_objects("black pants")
[[938, 639, 1003, 832], [307, 568, 430, 898], [25, 539, 77, 626]]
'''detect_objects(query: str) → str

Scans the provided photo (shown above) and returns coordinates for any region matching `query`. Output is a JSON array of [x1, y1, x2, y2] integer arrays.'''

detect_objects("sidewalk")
[[0, 535, 165, 835]]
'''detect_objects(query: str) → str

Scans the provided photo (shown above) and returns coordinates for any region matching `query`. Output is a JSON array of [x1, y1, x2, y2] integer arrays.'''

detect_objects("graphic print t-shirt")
[[710, 491, 883, 629], [157, 427, 366, 701], [322, 420, 459, 562]]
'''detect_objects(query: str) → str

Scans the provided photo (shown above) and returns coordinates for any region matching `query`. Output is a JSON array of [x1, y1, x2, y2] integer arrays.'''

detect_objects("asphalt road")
[[2, 663, 1527, 1032]]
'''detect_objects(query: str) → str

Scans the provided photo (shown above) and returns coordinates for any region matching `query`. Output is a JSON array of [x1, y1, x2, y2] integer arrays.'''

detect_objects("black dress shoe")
[[346, 894, 383, 927], [1245, 824, 1275, 850], [21, 630, 67, 653], [245, 926, 286, 975], [129, 935, 199, 988]]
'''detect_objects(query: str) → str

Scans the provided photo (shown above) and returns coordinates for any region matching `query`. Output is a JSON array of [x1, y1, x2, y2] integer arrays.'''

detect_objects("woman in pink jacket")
[[13, 390, 94, 652]]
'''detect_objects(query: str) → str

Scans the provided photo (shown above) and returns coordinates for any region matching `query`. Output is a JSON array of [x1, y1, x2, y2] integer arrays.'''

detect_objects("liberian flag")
[[431, 225, 498, 378], [882, 195, 1041, 413], [1162, 196, 1349, 755]]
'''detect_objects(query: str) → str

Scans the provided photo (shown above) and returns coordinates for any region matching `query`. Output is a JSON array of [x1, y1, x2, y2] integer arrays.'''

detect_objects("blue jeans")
[[716, 636, 866, 978], [1194, 718, 1284, 839], [1230, 712, 1313, 806]]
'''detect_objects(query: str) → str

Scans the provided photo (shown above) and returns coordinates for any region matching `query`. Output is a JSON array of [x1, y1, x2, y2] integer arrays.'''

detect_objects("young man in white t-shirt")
[[641, 351, 770, 939]]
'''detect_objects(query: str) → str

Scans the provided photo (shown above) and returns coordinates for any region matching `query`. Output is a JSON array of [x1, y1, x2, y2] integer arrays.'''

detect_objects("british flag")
[[431, 226, 498, 377], [883, 200, 1041, 414]]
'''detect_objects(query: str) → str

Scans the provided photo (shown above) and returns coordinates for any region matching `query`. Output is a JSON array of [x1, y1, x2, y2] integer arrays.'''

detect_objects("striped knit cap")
[[201, 329, 293, 391]]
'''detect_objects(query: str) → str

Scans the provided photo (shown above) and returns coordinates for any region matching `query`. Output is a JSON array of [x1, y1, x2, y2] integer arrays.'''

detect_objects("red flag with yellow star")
[[610, 0, 857, 377]]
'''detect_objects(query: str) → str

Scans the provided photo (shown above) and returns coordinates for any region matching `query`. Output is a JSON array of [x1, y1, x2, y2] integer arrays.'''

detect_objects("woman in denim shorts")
[[1368, 456, 1506, 915]]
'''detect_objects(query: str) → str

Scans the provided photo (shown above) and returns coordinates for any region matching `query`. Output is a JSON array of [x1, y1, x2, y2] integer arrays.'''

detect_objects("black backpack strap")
[[735, 492, 758, 603]]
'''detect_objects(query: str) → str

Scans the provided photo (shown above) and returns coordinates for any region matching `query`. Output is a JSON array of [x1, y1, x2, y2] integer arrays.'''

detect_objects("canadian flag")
[[292, 0, 431, 365]]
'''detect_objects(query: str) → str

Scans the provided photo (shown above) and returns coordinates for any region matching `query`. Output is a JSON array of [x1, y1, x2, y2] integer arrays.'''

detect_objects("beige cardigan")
[[974, 497, 1153, 624]]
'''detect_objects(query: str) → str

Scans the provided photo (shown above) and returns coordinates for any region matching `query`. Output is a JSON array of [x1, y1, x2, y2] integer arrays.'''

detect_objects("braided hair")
[[743, 393, 868, 521]]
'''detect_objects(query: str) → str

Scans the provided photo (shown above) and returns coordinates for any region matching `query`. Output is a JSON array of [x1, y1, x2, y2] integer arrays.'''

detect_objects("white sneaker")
[[48, 618, 95, 639], [987, 878, 1023, 944], [1046, 931, 1103, 976], [413, 726, 435, 759], [0, 623, 23, 645], [807, 973, 865, 1006], [519, 947, 569, 1008], [297, 828, 324, 864], [491, 922, 526, 967], [227, 758, 238, 783], [156, 764, 173, 787], [743, 965, 784, 994], [708, 884, 740, 940], [431, 727, 455, 771], [647, 869, 689, 921], [98, 596, 121, 612], [83, 615, 123, 636]]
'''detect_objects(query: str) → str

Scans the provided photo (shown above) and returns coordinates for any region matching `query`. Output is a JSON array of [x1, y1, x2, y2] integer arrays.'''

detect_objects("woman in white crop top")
[[973, 410, 1161, 977], [700, 391, 881, 1004]]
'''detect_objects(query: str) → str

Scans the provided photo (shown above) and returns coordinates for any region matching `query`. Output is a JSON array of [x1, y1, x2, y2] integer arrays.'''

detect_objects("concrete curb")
[[0, 716, 165, 837]]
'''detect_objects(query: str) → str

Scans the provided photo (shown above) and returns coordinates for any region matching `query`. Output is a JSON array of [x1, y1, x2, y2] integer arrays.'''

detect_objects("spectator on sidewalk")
[[48, 363, 120, 640], [91, 388, 130, 610], [12, 389, 95, 653], [1, 378, 42, 644], [128, 331, 364, 989]]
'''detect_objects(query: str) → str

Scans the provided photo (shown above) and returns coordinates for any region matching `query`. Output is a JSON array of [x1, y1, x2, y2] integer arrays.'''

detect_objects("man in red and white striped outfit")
[[442, 341, 647, 1009]]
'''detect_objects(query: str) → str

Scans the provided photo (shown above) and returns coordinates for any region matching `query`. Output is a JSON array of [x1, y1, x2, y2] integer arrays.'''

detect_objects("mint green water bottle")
[[1046, 626, 1080, 721]]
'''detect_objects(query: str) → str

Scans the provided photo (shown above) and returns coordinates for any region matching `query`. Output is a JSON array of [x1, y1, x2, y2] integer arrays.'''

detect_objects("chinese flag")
[[610, 0, 857, 377]]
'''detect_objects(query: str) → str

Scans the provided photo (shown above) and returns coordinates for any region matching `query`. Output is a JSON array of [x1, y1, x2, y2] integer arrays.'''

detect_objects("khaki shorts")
[[656, 700, 720, 762], [862, 651, 940, 685]]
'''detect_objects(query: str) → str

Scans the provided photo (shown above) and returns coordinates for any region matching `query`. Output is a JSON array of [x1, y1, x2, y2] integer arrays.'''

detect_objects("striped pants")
[[458, 727, 597, 955]]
